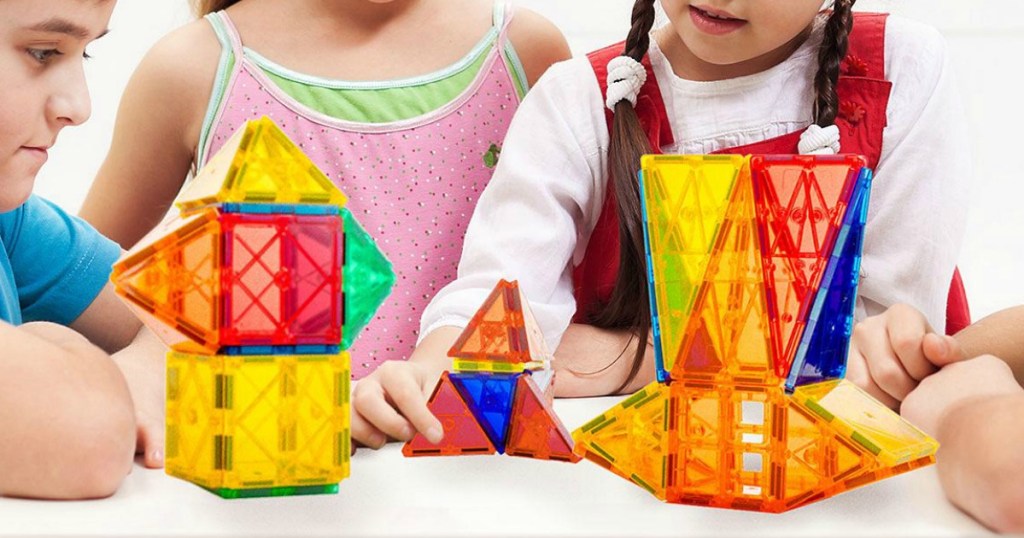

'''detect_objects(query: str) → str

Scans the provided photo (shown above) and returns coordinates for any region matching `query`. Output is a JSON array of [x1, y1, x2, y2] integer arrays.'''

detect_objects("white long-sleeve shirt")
[[420, 15, 970, 350]]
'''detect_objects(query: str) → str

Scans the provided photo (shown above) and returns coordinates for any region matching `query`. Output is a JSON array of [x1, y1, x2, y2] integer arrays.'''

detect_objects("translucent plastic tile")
[[166, 351, 222, 490], [673, 170, 776, 384], [793, 380, 938, 466], [448, 280, 547, 366], [640, 155, 742, 380], [220, 212, 343, 347], [175, 116, 347, 215], [575, 154, 937, 513], [786, 171, 872, 390], [340, 209, 396, 350], [449, 372, 519, 453], [750, 155, 864, 378], [517, 286, 554, 364], [572, 382, 670, 499], [505, 372, 579, 463], [112, 209, 222, 351], [165, 351, 350, 498], [453, 359, 528, 374], [403, 371, 496, 457], [782, 397, 874, 509]]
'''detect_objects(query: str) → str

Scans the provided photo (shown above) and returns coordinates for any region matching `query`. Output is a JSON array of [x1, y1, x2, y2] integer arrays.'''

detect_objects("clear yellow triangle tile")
[[174, 116, 347, 214], [641, 155, 744, 376], [671, 168, 777, 384], [792, 379, 939, 466], [572, 381, 671, 500]]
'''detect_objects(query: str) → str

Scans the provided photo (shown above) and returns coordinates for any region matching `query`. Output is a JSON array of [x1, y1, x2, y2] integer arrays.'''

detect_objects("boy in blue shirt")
[[0, 0, 164, 499]]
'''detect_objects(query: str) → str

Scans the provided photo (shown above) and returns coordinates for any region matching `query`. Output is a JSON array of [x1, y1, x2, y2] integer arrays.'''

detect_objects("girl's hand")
[[847, 303, 966, 409], [349, 327, 460, 449], [351, 361, 445, 449]]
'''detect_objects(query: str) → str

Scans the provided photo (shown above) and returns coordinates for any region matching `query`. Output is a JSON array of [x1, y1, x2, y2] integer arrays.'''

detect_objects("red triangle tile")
[[403, 372, 496, 457]]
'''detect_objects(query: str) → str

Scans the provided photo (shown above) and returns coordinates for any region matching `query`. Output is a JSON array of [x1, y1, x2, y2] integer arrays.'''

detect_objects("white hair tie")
[[606, 56, 647, 111], [799, 124, 841, 155]]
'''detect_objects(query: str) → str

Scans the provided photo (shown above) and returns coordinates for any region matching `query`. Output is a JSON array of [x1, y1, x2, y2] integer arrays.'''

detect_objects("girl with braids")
[[78, 0, 570, 381], [352, 0, 969, 449]]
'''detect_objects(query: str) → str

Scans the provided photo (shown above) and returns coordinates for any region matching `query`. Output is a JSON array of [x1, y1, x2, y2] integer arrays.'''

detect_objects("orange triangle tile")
[[448, 280, 533, 363], [505, 373, 579, 463], [112, 209, 222, 351]]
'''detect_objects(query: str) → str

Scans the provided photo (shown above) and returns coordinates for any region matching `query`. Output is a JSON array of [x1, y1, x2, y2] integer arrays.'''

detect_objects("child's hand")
[[351, 360, 445, 449], [111, 329, 166, 468], [848, 303, 967, 409], [349, 326, 459, 449], [901, 354, 1022, 436]]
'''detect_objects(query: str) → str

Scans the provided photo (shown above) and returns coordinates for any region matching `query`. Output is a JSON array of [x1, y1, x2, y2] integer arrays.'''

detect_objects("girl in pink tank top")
[[81, 0, 570, 379]]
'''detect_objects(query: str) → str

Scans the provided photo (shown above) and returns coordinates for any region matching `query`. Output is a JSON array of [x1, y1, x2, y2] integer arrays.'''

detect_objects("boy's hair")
[[191, 0, 241, 17], [596, 0, 857, 393]]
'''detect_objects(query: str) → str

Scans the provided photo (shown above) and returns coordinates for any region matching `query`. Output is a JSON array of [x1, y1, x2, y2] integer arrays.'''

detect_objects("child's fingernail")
[[427, 427, 443, 444], [152, 450, 163, 463], [371, 433, 387, 448]]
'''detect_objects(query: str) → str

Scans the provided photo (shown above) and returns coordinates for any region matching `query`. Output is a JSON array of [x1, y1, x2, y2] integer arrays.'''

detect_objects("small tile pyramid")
[[404, 280, 579, 463]]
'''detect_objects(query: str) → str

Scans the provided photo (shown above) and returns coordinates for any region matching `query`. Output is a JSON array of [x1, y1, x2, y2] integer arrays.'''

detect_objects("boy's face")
[[0, 0, 115, 212]]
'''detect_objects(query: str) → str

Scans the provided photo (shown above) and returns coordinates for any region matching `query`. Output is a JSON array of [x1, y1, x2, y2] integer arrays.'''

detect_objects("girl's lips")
[[689, 5, 747, 36]]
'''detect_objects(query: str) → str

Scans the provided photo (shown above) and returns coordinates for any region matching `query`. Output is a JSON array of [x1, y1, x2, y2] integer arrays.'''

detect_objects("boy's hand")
[[848, 303, 967, 409], [111, 329, 166, 468], [351, 360, 444, 449], [901, 354, 1022, 435]]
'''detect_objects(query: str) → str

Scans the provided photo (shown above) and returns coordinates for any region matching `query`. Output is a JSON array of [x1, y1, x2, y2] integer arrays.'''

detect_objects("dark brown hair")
[[191, 0, 242, 17], [594, 0, 857, 393]]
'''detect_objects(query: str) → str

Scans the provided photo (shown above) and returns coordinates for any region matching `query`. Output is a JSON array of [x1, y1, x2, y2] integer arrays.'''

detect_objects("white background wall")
[[36, 0, 1024, 321]]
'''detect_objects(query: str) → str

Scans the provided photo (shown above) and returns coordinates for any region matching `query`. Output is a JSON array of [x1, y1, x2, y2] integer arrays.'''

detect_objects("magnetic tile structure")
[[112, 117, 395, 498], [403, 280, 580, 463], [572, 155, 938, 512]]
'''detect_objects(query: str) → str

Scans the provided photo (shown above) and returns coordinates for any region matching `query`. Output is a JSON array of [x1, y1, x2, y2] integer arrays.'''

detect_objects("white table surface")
[[0, 396, 990, 537]]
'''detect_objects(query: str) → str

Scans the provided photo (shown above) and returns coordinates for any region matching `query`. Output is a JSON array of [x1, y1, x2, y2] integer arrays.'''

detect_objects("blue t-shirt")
[[0, 195, 121, 326]]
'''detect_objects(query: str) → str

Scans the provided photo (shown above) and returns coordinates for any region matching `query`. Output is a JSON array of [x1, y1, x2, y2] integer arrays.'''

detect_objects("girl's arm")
[[856, 19, 970, 332], [79, 20, 220, 248], [554, 323, 657, 397], [353, 58, 626, 445], [0, 321, 136, 499]]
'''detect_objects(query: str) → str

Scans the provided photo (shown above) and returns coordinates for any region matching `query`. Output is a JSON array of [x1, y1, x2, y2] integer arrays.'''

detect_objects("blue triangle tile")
[[449, 372, 521, 453], [786, 168, 872, 392]]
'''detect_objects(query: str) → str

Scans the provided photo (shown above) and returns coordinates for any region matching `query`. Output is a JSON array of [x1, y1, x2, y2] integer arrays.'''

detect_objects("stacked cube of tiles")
[[403, 280, 580, 462], [111, 117, 395, 498], [572, 155, 938, 512]]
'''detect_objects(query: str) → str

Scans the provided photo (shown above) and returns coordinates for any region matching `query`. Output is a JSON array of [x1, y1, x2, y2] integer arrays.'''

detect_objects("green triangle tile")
[[341, 209, 396, 349]]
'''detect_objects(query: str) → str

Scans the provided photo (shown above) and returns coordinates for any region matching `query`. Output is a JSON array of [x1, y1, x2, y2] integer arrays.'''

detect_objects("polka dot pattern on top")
[[200, 7, 522, 379]]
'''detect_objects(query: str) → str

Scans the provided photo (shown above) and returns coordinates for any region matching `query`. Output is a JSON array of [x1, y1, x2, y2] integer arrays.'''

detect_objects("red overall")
[[573, 13, 970, 335]]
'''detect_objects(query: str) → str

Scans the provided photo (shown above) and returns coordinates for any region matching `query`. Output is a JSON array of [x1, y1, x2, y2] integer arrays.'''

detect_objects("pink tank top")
[[199, 3, 524, 378]]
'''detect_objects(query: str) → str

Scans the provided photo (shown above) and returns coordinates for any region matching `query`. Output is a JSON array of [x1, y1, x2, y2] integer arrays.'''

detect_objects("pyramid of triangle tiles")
[[111, 117, 395, 498], [404, 280, 579, 462], [572, 155, 938, 512]]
